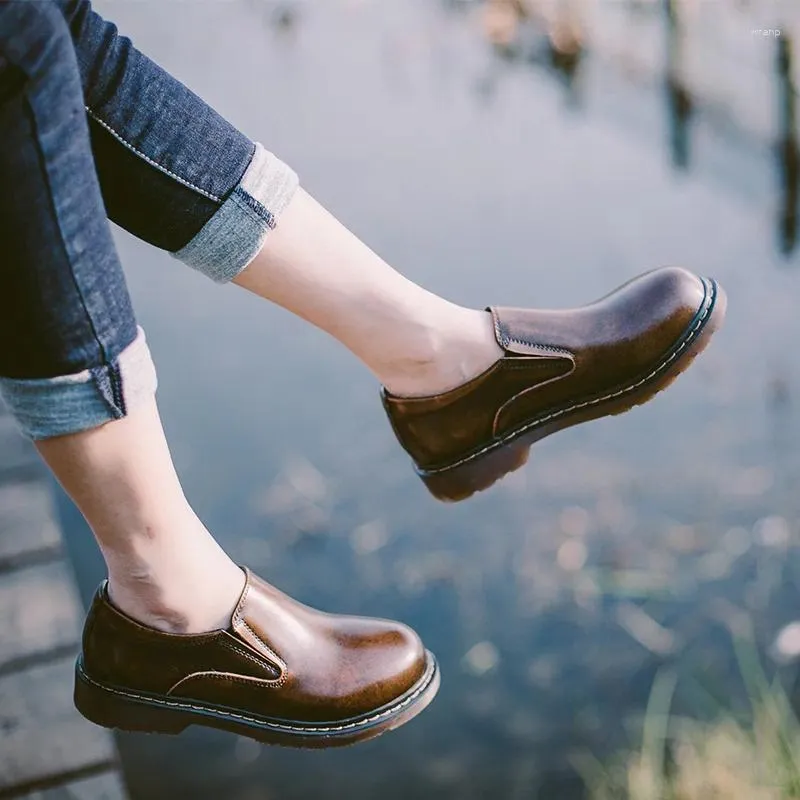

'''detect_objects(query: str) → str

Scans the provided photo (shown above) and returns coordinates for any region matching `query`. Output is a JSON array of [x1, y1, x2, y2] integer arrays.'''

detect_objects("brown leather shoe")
[[74, 569, 439, 748], [382, 267, 726, 502]]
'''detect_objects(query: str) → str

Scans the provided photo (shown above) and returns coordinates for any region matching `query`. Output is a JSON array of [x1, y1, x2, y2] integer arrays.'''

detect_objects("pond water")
[[60, 1, 800, 797]]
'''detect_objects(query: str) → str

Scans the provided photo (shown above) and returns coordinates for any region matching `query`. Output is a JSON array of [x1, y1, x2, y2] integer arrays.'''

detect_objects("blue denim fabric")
[[0, 1, 138, 383], [0, 0, 298, 439], [61, 0, 257, 252]]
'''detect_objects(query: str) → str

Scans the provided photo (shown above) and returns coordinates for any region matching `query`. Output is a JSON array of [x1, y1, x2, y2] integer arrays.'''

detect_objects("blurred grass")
[[575, 639, 800, 800]]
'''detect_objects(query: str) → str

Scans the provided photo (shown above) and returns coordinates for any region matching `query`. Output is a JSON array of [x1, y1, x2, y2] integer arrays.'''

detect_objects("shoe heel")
[[74, 660, 189, 735], [419, 440, 531, 502]]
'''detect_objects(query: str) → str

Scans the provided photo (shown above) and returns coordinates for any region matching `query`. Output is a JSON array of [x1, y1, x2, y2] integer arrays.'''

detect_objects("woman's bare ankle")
[[379, 308, 503, 397], [107, 562, 246, 634], [101, 517, 247, 634]]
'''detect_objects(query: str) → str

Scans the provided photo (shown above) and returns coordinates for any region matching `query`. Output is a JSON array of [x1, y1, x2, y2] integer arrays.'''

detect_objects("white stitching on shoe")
[[232, 571, 252, 623], [423, 278, 717, 476], [85, 107, 222, 203], [229, 572, 288, 681], [490, 307, 574, 358], [218, 635, 284, 680], [237, 620, 288, 680], [77, 655, 436, 734], [166, 670, 286, 695], [492, 358, 576, 436], [506, 339, 574, 357]]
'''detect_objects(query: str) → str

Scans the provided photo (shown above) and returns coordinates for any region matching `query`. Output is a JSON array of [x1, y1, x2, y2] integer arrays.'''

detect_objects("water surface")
[[62, 2, 800, 797]]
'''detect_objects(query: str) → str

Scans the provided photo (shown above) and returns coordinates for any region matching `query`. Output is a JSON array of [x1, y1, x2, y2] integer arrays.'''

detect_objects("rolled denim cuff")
[[0, 327, 157, 440], [172, 143, 299, 283]]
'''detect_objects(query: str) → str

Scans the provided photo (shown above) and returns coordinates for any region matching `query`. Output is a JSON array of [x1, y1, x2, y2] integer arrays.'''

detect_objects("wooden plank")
[[0, 414, 39, 477], [0, 657, 116, 793], [17, 770, 128, 800], [0, 481, 62, 566], [0, 403, 126, 798], [0, 562, 82, 668]]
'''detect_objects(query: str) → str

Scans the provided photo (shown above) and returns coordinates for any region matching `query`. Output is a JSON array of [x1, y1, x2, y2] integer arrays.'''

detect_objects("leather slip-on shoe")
[[382, 267, 726, 502], [74, 569, 439, 748]]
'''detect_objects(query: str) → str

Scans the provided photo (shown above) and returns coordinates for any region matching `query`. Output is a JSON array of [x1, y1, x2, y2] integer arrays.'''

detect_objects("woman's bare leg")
[[36, 397, 245, 634], [235, 189, 504, 398]]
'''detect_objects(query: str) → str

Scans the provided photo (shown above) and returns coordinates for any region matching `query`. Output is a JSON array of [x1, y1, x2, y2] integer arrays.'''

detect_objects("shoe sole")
[[73, 650, 440, 749], [418, 276, 727, 502]]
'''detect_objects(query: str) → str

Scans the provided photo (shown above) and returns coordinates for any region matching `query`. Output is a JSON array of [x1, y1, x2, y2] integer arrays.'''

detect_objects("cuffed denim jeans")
[[0, 0, 298, 439]]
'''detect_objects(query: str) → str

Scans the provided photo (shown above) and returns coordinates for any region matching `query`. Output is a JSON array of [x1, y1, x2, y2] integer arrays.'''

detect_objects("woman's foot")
[[382, 267, 727, 502], [74, 568, 439, 748]]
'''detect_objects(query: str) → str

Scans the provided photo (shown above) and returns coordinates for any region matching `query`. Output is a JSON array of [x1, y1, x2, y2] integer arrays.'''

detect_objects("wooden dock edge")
[[0, 403, 129, 800]]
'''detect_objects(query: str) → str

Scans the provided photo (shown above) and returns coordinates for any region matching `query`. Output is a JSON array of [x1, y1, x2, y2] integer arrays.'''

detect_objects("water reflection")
[[664, 0, 692, 170], [777, 33, 799, 255], [478, 0, 585, 107], [460, 0, 800, 257], [244, 0, 800, 256]]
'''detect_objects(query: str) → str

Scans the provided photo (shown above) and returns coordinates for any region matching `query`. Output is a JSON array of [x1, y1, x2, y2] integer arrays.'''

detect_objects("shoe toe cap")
[[336, 618, 428, 713], [612, 266, 711, 367], [638, 266, 707, 330]]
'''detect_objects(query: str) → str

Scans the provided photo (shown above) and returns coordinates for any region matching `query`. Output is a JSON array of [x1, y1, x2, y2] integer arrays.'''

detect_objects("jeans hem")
[[171, 143, 299, 283], [0, 327, 158, 440]]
